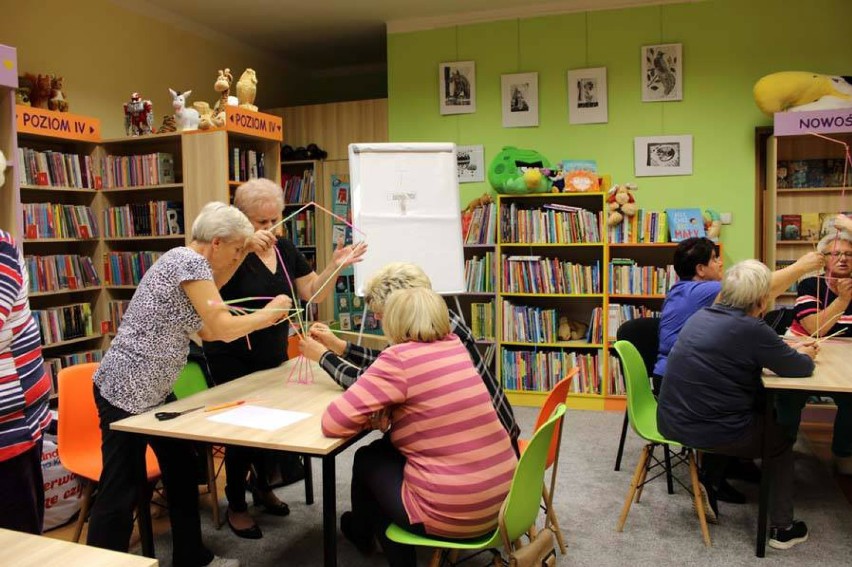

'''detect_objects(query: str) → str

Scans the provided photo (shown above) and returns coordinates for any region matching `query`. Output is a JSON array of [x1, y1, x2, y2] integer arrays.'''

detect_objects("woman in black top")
[[203, 178, 366, 538]]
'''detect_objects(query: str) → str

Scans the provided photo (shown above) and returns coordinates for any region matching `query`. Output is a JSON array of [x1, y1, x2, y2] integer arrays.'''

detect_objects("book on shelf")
[[22, 203, 99, 239], [779, 214, 801, 240], [665, 208, 705, 242], [501, 348, 601, 394], [800, 213, 820, 240], [774, 260, 798, 292], [26, 254, 100, 292], [501, 202, 602, 244], [818, 211, 852, 238], [778, 159, 846, 189]]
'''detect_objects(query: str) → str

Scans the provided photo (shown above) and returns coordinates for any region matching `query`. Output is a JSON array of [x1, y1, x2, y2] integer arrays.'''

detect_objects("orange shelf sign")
[[225, 106, 283, 141], [16, 105, 101, 142]]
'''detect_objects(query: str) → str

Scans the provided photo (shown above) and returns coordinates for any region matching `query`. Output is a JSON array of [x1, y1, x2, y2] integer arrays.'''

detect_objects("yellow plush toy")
[[753, 72, 852, 114]]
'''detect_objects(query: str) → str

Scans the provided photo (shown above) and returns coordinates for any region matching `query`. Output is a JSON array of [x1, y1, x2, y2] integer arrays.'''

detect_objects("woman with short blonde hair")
[[381, 287, 450, 344], [363, 262, 432, 314]]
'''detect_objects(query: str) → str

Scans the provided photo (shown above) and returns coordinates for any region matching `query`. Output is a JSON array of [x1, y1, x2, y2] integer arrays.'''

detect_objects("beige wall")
[[0, 0, 303, 137]]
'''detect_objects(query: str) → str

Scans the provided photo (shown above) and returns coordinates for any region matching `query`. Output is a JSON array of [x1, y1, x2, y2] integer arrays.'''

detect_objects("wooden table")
[[758, 339, 851, 556], [0, 528, 158, 566], [112, 359, 363, 567]]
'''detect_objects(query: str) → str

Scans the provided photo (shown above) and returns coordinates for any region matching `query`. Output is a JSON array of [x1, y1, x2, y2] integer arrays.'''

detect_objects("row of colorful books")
[[607, 209, 669, 243], [470, 300, 495, 341], [464, 202, 496, 245], [464, 252, 494, 293], [499, 203, 603, 244], [501, 301, 561, 344], [501, 256, 601, 295], [32, 302, 94, 345], [25, 254, 100, 293], [608, 259, 678, 295], [44, 349, 103, 396], [609, 354, 626, 395], [108, 300, 131, 333], [103, 251, 163, 286], [229, 148, 266, 182], [22, 203, 99, 239], [282, 168, 316, 203], [283, 209, 315, 246], [17, 147, 100, 189], [777, 159, 847, 189], [606, 304, 661, 341], [777, 212, 851, 241], [501, 348, 602, 394], [103, 201, 183, 237], [102, 152, 175, 188]]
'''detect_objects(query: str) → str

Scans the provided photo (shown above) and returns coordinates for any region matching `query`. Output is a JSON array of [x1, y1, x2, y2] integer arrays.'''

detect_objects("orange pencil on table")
[[204, 400, 246, 412]]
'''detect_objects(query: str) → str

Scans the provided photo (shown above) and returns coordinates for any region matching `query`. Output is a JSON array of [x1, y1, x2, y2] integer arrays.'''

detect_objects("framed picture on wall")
[[641, 43, 683, 102], [501, 72, 539, 128], [567, 67, 608, 124], [634, 135, 693, 176], [439, 61, 476, 115], [456, 145, 485, 183]]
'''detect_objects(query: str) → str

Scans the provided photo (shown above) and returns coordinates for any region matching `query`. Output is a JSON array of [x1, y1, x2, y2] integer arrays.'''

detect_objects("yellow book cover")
[[801, 212, 820, 241]]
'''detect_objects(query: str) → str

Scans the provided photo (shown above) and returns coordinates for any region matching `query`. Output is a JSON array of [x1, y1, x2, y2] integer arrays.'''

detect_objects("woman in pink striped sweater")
[[321, 286, 517, 566]]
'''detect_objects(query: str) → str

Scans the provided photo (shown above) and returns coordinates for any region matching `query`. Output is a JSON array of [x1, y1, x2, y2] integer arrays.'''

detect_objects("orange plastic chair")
[[57, 362, 161, 542], [516, 368, 577, 555], [287, 334, 300, 360]]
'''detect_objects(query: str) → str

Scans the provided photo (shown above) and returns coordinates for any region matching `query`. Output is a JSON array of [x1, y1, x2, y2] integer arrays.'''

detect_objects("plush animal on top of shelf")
[[169, 88, 200, 131], [703, 209, 722, 241], [124, 92, 154, 136], [236, 68, 258, 112], [606, 183, 638, 226], [487, 146, 553, 194], [461, 192, 493, 239], [22, 73, 52, 109], [215, 68, 238, 111], [753, 72, 852, 114], [48, 76, 68, 112]]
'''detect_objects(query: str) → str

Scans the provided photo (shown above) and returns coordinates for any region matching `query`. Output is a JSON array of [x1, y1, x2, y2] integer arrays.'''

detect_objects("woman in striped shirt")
[[0, 229, 52, 534], [321, 286, 517, 566]]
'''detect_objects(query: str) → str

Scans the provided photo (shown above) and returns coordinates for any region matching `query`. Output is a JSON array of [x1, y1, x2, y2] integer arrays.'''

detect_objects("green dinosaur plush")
[[487, 146, 553, 194]]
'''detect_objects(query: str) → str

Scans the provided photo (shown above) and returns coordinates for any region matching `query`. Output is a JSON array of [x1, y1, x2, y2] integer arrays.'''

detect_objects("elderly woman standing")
[[202, 178, 366, 539], [87, 202, 291, 567]]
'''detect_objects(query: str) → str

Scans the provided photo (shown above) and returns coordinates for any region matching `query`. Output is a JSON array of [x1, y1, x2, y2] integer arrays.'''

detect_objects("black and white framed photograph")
[[641, 43, 683, 102], [567, 67, 608, 124], [439, 61, 476, 115], [456, 145, 485, 183], [501, 72, 538, 128], [634, 135, 693, 176]]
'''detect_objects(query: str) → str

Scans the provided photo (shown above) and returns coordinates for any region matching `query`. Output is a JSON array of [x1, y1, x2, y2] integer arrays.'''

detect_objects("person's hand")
[[261, 294, 293, 326], [245, 229, 276, 254], [834, 214, 852, 233], [331, 239, 367, 269], [795, 251, 825, 274], [309, 322, 347, 355], [367, 408, 392, 432], [794, 339, 819, 360], [299, 334, 329, 362], [836, 278, 852, 301]]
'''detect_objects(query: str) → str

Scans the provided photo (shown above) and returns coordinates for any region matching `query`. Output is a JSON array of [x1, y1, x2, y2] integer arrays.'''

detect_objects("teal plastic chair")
[[613, 340, 711, 546], [385, 404, 567, 566]]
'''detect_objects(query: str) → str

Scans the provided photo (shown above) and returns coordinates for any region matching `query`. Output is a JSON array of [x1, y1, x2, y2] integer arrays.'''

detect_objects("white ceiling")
[[115, 0, 699, 73]]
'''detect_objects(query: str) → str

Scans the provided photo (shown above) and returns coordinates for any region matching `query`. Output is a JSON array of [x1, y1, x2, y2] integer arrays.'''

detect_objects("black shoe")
[[227, 510, 263, 540], [694, 480, 719, 524], [340, 511, 376, 556], [251, 488, 291, 516], [769, 520, 808, 550], [727, 459, 762, 483], [716, 479, 747, 504]]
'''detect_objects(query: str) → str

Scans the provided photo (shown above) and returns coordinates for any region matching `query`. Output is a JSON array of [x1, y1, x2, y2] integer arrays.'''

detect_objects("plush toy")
[[169, 88, 200, 131], [703, 209, 722, 241], [194, 101, 215, 130], [558, 316, 588, 341], [15, 86, 30, 106], [23, 73, 52, 109], [124, 92, 154, 136], [754, 72, 852, 114], [542, 168, 566, 192], [461, 192, 493, 237], [48, 76, 68, 112], [236, 68, 258, 112], [487, 146, 553, 194], [158, 115, 177, 134], [606, 184, 638, 226]]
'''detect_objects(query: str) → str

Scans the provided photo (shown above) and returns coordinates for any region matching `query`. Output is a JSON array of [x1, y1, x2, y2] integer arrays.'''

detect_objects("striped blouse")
[[0, 230, 51, 462], [322, 334, 517, 538]]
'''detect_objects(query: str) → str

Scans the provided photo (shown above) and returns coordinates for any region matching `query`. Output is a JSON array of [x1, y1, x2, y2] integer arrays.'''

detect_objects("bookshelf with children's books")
[[281, 159, 322, 279], [756, 125, 852, 308]]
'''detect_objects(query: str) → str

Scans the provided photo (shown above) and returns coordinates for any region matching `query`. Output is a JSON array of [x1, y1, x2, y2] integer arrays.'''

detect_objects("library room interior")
[[2, 0, 852, 566]]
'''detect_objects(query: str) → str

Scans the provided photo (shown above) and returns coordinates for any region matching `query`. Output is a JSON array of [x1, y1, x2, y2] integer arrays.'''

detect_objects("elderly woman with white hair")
[[202, 178, 366, 539], [88, 202, 293, 567], [778, 228, 852, 475], [656, 260, 817, 551]]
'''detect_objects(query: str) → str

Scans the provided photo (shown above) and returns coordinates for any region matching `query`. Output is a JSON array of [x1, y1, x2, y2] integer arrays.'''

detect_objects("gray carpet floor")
[[147, 407, 852, 566]]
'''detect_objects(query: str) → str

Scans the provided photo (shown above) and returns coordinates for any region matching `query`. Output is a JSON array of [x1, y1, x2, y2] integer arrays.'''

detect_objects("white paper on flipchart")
[[206, 405, 311, 431], [349, 143, 464, 295]]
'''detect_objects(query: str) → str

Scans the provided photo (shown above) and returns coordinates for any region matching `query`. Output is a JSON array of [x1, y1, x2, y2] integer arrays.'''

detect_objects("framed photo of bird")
[[641, 43, 683, 102], [634, 135, 693, 176]]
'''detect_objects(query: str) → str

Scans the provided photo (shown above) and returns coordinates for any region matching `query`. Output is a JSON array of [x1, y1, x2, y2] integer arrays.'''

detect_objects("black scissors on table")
[[155, 406, 204, 421]]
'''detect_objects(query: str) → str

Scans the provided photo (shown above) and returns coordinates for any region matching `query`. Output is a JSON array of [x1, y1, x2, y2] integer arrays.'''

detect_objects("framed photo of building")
[[634, 135, 693, 176], [641, 43, 683, 102], [439, 61, 476, 115], [501, 72, 538, 128], [567, 67, 608, 124]]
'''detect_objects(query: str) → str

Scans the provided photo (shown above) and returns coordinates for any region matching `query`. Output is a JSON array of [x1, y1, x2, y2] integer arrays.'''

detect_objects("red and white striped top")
[[322, 334, 517, 538]]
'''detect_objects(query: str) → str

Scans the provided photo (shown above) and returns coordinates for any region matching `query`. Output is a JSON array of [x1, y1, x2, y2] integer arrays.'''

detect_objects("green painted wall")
[[387, 0, 852, 262]]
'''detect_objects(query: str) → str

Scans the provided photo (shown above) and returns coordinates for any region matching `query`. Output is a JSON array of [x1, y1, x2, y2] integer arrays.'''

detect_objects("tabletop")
[[762, 339, 851, 393], [111, 358, 349, 455], [0, 528, 158, 567]]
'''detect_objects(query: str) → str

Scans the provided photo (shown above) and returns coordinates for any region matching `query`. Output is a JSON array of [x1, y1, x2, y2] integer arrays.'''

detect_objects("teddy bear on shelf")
[[606, 183, 638, 226], [48, 76, 69, 112], [558, 316, 589, 341]]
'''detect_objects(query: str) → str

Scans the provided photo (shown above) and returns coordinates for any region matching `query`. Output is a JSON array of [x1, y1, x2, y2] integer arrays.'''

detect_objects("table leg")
[[756, 391, 773, 558], [322, 455, 337, 567], [137, 437, 154, 558], [304, 455, 314, 505]]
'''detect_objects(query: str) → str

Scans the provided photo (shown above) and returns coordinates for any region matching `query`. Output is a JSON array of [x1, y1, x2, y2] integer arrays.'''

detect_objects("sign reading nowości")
[[774, 108, 852, 137]]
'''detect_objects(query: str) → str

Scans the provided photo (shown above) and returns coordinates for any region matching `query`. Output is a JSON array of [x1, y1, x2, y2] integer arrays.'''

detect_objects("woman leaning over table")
[[202, 178, 366, 539], [87, 202, 292, 567], [321, 287, 517, 567], [0, 230, 52, 534]]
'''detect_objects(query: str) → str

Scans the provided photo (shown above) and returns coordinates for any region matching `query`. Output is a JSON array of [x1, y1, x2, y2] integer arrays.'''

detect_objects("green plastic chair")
[[385, 404, 567, 566], [613, 340, 711, 546]]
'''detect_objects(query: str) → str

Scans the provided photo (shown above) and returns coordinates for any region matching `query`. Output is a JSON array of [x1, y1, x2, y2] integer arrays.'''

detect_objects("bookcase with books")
[[496, 192, 608, 409], [756, 126, 852, 307]]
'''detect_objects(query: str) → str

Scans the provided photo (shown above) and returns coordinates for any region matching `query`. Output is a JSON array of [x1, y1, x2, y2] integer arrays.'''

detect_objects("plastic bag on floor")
[[42, 434, 84, 530]]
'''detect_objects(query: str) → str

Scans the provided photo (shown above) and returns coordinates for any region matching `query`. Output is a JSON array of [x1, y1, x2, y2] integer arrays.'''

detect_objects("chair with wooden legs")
[[515, 368, 577, 554], [613, 340, 711, 546]]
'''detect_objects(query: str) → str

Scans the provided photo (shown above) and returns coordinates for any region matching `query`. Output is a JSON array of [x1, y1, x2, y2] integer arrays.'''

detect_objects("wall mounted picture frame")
[[501, 72, 538, 128], [567, 67, 608, 124], [641, 43, 683, 102], [634, 135, 693, 176], [456, 144, 485, 183], [439, 61, 476, 115]]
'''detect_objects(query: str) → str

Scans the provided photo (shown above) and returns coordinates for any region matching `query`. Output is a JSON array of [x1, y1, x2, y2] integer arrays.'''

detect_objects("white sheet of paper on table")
[[206, 405, 311, 431]]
